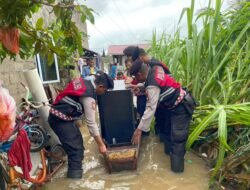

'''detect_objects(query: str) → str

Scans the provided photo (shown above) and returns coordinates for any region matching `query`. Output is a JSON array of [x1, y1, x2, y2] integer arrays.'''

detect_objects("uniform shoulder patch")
[[155, 66, 165, 81], [73, 78, 83, 90]]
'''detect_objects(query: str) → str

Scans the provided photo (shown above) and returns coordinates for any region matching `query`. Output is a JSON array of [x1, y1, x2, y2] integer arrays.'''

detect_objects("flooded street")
[[43, 125, 209, 190]]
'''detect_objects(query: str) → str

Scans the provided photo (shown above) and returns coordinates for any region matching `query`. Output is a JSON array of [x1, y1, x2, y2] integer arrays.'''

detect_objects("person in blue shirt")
[[110, 63, 117, 79], [81, 58, 99, 79]]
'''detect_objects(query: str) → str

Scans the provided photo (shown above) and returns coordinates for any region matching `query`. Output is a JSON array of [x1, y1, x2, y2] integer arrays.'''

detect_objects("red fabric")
[[54, 77, 86, 104], [131, 79, 139, 85], [8, 129, 32, 179], [154, 66, 180, 89], [0, 27, 19, 54]]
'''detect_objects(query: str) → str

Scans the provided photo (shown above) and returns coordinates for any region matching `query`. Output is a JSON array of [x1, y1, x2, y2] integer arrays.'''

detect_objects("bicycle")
[[0, 144, 66, 190], [0, 83, 66, 190], [0, 82, 49, 153]]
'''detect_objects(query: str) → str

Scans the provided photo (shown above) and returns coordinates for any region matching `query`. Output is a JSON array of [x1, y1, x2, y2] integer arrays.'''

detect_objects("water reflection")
[[43, 127, 209, 190]]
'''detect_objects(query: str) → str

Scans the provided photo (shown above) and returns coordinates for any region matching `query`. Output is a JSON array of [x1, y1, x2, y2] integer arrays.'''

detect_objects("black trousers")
[[136, 95, 147, 118], [160, 103, 192, 157], [48, 114, 84, 172], [154, 106, 169, 135]]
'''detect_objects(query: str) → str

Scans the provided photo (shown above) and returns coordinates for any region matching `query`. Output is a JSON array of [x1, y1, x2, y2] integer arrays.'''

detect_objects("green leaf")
[[88, 13, 95, 24], [86, 9, 95, 24], [30, 5, 41, 13], [178, 8, 188, 25], [81, 15, 86, 23], [186, 108, 220, 149], [53, 7, 61, 17], [34, 42, 42, 54], [218, 107, 233, 151], [47, 52, 54, 66], [36, 17, 44, 30]]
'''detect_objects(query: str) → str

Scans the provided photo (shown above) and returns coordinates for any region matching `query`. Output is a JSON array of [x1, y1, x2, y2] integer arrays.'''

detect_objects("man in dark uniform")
[[48, 71, 114, 179], [130, 59, 195, 173], [123, 46, 171, 138]]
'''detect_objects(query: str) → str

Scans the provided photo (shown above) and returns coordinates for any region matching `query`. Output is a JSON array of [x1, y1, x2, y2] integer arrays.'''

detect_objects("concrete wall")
[[72, 12, 89, 48], [0, 58, 35, 105]]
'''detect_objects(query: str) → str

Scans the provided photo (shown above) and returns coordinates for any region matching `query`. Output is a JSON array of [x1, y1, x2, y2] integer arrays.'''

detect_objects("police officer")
[[130, 59, 195, 173], [123, 46, 171, 138], [48, 71, 114, 179]]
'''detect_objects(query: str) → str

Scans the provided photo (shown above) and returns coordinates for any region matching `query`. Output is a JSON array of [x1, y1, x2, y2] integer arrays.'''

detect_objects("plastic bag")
[[0, 27, 20, 54], [0, 86, 16, 142]]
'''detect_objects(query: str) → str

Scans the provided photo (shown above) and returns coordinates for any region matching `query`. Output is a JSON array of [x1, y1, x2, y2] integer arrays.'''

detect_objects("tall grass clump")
[[149, 0, 250, 188]]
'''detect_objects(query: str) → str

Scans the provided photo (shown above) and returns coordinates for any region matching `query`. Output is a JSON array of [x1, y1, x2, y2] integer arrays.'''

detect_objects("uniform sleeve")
[[137, 86, 160, 132], [79, 97, 100, 137]]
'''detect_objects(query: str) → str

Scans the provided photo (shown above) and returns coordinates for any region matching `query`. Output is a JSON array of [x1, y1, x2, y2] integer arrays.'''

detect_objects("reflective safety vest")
[[145, 66, 185, 108], [51, 78, 96, 120]]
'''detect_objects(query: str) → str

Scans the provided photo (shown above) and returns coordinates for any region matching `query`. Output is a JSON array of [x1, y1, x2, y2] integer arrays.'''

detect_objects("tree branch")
[[31, 0, 76, 8]]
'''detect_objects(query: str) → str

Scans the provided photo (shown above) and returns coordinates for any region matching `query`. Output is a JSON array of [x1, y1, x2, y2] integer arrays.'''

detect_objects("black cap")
[[95, 71, 114, 89], [130, 58, 144, 76]]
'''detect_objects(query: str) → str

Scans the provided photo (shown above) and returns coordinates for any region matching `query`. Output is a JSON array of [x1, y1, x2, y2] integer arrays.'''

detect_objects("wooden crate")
[[105, 142, 140, 173]]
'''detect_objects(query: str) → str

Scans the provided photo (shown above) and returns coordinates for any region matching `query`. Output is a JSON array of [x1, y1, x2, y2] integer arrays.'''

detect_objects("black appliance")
[[97, 90, 135, 146]]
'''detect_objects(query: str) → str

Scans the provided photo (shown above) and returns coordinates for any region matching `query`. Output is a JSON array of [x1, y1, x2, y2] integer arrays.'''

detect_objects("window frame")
[[36, 53, 60, 84]]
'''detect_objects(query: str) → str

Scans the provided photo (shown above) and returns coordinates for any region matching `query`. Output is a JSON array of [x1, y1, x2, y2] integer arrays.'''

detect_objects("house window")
[[36, 54, 60, 84], [118, 56, 122, 66]]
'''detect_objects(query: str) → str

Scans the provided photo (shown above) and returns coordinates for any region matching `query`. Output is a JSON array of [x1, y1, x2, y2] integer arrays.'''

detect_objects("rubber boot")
[[67, 169, 83, 179], [170, 154, 184, 173]]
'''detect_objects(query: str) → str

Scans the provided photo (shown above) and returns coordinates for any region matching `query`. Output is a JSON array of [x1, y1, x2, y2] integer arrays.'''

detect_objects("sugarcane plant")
[[150, 0, 250, 188]]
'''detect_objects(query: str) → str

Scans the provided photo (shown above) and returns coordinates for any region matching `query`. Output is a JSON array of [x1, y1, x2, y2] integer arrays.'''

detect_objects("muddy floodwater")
[[43, 126, 209, 190]]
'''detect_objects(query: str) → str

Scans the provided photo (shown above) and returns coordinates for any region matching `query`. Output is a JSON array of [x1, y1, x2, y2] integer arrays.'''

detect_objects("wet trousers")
[[48, 114, 84, 172], [158, 103, 192, 157], [154, 106, 168, 135], [136, 95, 147, 118]]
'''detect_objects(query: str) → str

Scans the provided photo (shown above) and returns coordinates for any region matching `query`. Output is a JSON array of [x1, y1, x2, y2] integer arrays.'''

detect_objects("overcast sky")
[[80, 0, 230, 53]]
